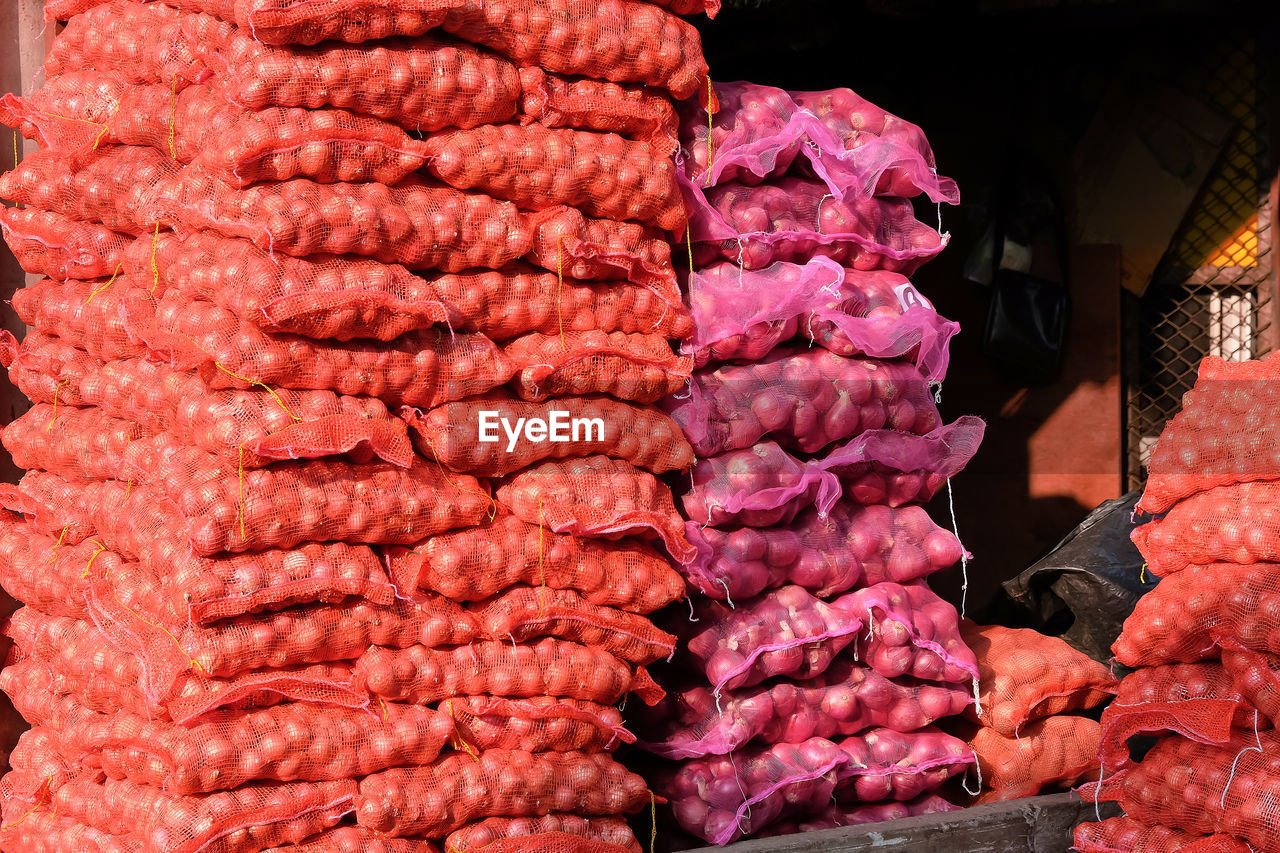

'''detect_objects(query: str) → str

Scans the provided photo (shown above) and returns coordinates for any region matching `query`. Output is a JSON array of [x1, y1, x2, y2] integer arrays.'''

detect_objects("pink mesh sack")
[[639, 659, 971, 759], [140, 293, 515, 409], [961, 621, 1118, 738], [438, 0, 709, 100], [1097, 662, 1251, 772], [355, 750, 651, 838], [757, 794, 957, 836], [680, 81, 957, 203], [446, 816, 640, 853], [684, 581, 976, 692], [518, 69, 679, 153], [1113, 562, 1280, 667], [0, 206, 131, 281], [1074, 817, 1252, 853], [684, 176, 946, 273], [351, 638, 648, 706], [469, 586, 676, 666], [501, 331, 691, 404], [665, 347, 941, 457], [1, 74, 433, 187], [422, 124, 685, 231], [10, 276, 150, 363], [663, 730, 971, 845], [440, 696, 635, 754], [1139, 352, 1280, 514], [682, 418, 984, 528], [1132, 481, 1280, 576], [60, 702, 452, 794], [389, 513, 685, 614], [681, 501, 964, 602], [147, 169, 532, 271], [0, 145, 177, 235], [494, 455, 694, 562], [683, 257, 958, 381], [404, 391, 694, 476], [965, 716, 1101, 804]]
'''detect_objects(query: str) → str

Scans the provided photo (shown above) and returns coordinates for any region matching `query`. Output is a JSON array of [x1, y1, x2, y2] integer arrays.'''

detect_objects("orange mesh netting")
[[440, 695, 635, 754], [0, 207, 131, 282], [387, 513, 685, 614], [446, 817, 640, 853], [10, 277, 151, 363], [494, 455, 694, 561], [502, 331, 691, 404], [1074, 816, 1252, 853], [355, 750, 651, 837], [964, 716, 1101, 804], [960, 620, 1117, 737]]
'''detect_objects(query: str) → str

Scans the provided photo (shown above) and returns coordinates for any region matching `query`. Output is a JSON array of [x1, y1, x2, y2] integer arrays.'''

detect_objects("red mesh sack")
[[356, 750, 650, 837], [12, 344, 416, 468], [422, 124, 684, 230], [1220, 639, 1280, 729], [685, 176, 946, 273], [439, 0, 708, 100], [0, 206, 131, 281], [1132, 482, 1280, 576], [352, 638, 647, 706], [0, 516, 98, 619], [3, 74, 432, 187], [1, 616, 364, 725], [2, 402, 145, 484], [680, 82, 955, 203], [140, 293, 515, 408], [470, 586, 675, 666], [639, 659, 972, 759], [1097, 662, 1250, 772], [683, 258, 958, 382], [61, 702, 452, 794], [25, 776, 357, 853], [518, 69, 679, 153], [1083, 730, 1280, 851], [961, 620, 1118, 737], [45, 0, 227, 83], [681, 501, 964, 602], [0, 331, 100, 410], [501, 331, 691, 404], [1113, 562, 1280, 667], [494, 455, 693, 561], [965, 716, 1101, 804], [10, 276, 149, 363], [0, 144, 177, 235], [1074, 817, 1252, 853], [442, 695, 634, 754], [446, 816, 640, 853], [524, 206, 677, 289], [148, 169, 532, 271], [757, 794, 957, 836], [159, 0, 464, 45], [8, 469, 103, 546], [1139, 353, 1280, 514], [389, 513, 685, 614], [405, 391, 694, 476], [128, 230, 451, 341], [665, 348, 942, 457], [663, 731, 971, 846], [685, 581, 977, 692]]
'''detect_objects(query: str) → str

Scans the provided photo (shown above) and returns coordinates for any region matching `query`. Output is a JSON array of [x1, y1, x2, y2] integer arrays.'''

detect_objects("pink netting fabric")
[[683, 258, 959, 380], [679, 81, 957, 204]]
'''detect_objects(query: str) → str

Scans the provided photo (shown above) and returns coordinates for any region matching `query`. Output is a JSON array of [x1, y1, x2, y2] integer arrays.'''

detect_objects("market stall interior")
[[0, 0, 1275, 850]]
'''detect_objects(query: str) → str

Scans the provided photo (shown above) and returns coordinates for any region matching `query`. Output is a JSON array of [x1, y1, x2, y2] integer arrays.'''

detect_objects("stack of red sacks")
[[634, 82, 986, 845], [954, 621, 1115, 805], [0, 0, 720, 850], [1076, 352, 1280, 852]]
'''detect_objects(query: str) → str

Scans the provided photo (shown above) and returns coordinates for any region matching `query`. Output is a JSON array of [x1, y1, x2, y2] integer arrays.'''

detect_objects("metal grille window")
[[1126, 37, 1274, 490]]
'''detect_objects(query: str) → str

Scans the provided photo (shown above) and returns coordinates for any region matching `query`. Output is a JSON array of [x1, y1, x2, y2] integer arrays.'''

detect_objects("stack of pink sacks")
[[636, 82, 986, 845]]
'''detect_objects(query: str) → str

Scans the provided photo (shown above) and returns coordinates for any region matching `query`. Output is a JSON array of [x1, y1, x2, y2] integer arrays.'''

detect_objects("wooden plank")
[[682, 794, 1120, 853]]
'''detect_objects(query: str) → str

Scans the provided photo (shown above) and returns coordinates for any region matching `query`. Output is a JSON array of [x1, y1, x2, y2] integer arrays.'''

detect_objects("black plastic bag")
[[1000, 491, 1156, 662]]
